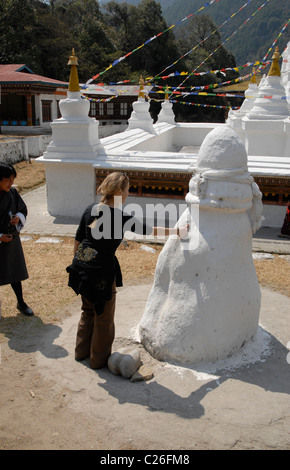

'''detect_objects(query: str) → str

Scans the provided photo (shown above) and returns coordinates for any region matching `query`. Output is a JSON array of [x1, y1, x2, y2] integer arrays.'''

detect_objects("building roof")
[[0, 64, 68, 87]]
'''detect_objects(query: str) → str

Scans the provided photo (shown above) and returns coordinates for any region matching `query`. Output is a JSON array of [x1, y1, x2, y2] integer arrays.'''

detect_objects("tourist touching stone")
[[67, 171, 188, 369]]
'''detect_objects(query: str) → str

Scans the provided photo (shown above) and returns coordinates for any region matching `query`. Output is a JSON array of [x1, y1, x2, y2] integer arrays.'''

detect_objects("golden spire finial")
[[268, 46, 281, 77], [139, 76, 145, 98], [68, 48, 80, 92], [250, 67, 257, 84], [164, 85, 170, 100]]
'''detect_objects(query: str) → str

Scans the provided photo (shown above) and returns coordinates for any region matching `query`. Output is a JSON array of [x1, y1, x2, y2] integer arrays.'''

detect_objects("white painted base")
[[44, 162, 96, 217]]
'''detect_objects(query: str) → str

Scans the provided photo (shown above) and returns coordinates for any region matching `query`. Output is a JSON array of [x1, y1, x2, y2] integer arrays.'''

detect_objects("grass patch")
[[14, 160, 46, 194], [254, 255, 290, 298]]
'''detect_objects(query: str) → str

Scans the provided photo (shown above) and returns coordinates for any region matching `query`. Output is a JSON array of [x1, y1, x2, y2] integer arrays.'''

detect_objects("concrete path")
[[14, 186, 290, 449]]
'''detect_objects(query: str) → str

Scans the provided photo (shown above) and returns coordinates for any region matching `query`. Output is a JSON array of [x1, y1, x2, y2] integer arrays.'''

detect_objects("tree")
[[103, 0, 180, 78], [0, 0, 37, 64], [177, 14, 237, 77], [104, 1, 138, 51]]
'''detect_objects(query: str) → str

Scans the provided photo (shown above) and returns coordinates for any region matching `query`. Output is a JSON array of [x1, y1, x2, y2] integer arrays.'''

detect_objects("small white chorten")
[[158, 87, 176, 125], [127, 77, 155, 133], [230, 68, 259, 119], [139, 126, 263, 365], [226, 68, 259, 141]]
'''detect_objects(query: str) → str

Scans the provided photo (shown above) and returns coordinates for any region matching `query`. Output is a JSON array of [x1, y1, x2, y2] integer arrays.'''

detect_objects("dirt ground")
[[0, 324, 101, 450], [1, 277, 289, 451], [0, 235, 163, 450], [0, 250, 289, 451], [0, 278, 156, 451], [0, 240, 163, 450]]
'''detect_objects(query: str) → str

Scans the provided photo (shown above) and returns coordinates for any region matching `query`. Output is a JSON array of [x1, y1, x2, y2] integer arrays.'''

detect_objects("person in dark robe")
[[0, 163, 34, 316]]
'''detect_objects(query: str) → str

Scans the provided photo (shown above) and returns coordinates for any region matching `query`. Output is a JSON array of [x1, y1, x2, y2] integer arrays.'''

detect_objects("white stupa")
[[227, 68, 259, 122], [40, 49, 104, 217], [139, 126, 263, 364], [247, 47, 288, 120], [127, 77, 155, 133], [226, 68, 259, 141], [228, 45, 289, 160], [157, 87, 176, 125], [44, 49, 104, 160]]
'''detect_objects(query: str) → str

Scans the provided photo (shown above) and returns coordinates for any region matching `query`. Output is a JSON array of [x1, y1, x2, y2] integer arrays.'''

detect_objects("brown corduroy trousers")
[[75, 283, 116, 369]]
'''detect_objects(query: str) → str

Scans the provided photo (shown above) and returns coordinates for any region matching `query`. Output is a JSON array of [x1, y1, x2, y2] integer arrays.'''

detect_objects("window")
[[99, 103, 104, 116], [120, 102, 128, 116], [107, 103, 114, 115], [42, 100, 52, 122], [90, 102, 96, 116]]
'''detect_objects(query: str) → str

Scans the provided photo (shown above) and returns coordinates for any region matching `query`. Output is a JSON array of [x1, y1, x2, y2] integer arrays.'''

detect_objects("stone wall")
[[0, 138, 28, 163], [0, 135, 52, 163]]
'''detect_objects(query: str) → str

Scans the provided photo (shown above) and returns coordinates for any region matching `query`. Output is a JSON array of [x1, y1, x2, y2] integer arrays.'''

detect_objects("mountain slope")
[[163, 0, 290, 65]]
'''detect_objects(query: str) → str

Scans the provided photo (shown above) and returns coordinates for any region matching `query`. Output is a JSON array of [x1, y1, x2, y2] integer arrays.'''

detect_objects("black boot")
[[11, 282, 34, 316], [17, 302, 34, 316]]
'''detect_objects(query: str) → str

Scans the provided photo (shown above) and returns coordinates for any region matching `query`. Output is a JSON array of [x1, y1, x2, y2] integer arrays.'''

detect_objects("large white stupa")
[[139, 126, 263, 364]]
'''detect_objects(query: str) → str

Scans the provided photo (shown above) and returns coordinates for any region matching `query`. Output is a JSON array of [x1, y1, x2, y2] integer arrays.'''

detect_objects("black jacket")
[[66, 203, 152, 314]]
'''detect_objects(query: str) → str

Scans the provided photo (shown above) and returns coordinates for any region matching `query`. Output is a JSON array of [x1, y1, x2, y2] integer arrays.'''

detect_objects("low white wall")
[[98, 123, 128, 138], [242, 119, 287, 157], [26, 135, 52, 157], [122, 123, 222, 152], [262, 204, 286, 228], [174, 123, 223, 147]]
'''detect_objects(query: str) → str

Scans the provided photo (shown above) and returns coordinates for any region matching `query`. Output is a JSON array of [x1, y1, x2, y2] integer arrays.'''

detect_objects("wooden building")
[[0, 64, 68, 131]]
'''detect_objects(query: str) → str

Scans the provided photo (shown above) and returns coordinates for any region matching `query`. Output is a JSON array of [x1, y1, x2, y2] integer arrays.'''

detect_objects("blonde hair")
[[97, 172, 129, 204]]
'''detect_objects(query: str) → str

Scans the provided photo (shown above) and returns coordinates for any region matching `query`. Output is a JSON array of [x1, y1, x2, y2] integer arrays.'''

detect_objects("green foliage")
[[0, 0, 238, 84], [0, 0, 38, 64], [0, 0, 248, 121]]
